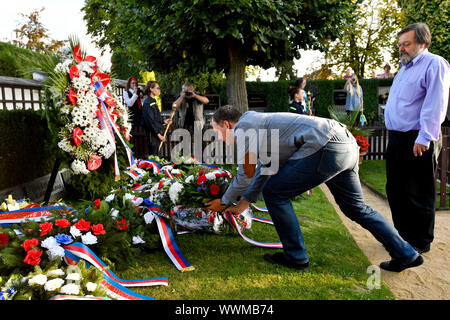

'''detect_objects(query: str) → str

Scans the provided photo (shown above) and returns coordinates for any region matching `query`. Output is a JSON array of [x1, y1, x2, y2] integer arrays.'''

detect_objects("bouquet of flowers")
[[354, 135, 370, 153], [52, 44, 132, 176]]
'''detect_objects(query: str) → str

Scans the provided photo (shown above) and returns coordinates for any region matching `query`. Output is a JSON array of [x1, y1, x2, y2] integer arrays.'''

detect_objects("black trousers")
[[385, 130, 442, 249], [145, 129, 160, 156]]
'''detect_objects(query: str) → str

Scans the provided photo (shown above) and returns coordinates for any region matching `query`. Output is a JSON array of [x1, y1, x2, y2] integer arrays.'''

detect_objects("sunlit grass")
[[116, 188, 395, 300]]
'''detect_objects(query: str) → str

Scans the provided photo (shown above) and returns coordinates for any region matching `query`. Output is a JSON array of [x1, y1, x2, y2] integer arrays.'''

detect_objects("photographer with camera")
[[123, 76, 145, 127], [344, 74, 364, 126], [173, 82, 209, 133]]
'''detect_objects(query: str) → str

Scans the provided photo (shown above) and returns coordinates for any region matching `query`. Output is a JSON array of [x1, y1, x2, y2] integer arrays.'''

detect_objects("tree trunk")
[[226, 41, 248, 114]]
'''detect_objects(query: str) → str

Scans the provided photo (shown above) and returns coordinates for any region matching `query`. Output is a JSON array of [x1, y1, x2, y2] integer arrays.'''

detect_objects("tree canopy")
[[398, 0, 449, 62], [83, 0, 357, 112]]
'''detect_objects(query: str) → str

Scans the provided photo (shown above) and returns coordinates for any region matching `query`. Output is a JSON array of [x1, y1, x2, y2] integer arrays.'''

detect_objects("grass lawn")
[[116, 187, 394, 300], [359, 159, 449, 209]]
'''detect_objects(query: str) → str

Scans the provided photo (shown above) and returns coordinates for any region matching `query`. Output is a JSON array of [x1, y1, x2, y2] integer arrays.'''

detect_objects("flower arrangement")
[[51, 44, 132, 176], [354, 135, 370, 153]]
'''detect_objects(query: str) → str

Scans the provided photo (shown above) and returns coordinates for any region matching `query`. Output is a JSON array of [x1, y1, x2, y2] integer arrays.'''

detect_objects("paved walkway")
[[320, 184, 450, 300]]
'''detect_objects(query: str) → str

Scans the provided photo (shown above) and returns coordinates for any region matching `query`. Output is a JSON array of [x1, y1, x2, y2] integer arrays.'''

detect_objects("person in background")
[[371, 70, 378, 79], [173, 83, 209, 133], [378, 64, 395, 79], [384, 23, 450, 254], [343, 67, 353, 79], [287, 85, 311, 115], [142, 81, 171, 155], [344, 74, 364, 126], [123, 76, 144, 127]]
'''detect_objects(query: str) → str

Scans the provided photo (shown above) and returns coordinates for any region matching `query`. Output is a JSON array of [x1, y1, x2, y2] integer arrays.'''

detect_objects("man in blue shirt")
[[384, 23, 450, 254], [206, 105, 422, 272]]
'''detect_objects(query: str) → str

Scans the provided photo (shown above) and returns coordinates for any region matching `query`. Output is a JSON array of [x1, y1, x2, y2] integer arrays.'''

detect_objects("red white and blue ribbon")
[[251, 204, 268, 213], [0, 205, 75, 226], [251, 216, 274, 225], [63, 242, 168, 289], [137, 159, 161, 174], [223, 212, 282, 249], [154, 215, 195, 272]]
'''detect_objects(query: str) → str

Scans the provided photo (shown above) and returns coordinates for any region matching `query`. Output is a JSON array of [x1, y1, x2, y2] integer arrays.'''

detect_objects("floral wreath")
[[51, 44, 134, 179]]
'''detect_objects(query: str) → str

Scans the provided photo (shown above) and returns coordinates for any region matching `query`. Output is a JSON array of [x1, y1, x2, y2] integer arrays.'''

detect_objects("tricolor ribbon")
[[153, 215, 195, 272], [251, 216, 274, 225], [137, 159, 161, 175], [223, 212, 282, 249], [63, 242, 168, 290], [0, 205, 75, 226]]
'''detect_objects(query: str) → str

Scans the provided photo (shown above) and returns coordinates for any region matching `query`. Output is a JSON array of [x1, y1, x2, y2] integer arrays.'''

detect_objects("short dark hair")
[[398, 23, 431, 48], [145, 81, 159, 95], [212, 105, 242, 124]]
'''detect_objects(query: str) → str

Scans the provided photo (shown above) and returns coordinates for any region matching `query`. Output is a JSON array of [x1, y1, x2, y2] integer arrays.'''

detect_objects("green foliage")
[[0, 109, 56, 190], [0, 41, 50, 78], [399, 0, 449, 62], [325, 0, 403, 77], [245, 80, 290, 112], [110, 51, 143, 81]]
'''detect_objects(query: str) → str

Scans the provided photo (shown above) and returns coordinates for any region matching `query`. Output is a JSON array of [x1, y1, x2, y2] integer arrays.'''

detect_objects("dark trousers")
[[385, 130, 442, 249], [145, 129, 160, 156]]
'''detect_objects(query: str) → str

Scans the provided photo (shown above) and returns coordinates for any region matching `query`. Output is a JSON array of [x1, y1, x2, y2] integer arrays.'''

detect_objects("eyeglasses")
[[152, 87, 160, 90]]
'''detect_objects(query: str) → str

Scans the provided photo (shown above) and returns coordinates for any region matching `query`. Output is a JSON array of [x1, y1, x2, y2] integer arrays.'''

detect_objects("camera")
[[185, 91, 193, 97]]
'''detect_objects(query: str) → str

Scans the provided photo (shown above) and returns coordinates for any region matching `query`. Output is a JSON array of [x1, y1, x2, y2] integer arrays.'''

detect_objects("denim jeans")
[[262, 133, 418, 264]]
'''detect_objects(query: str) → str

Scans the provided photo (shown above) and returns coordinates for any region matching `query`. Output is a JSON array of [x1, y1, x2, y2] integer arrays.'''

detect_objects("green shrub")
[[0, 109, 56, 189]]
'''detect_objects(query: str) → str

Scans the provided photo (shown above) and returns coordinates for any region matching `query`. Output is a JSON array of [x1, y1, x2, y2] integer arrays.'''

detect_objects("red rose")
[[55, 219, 70, 228], [0, 233, 9, 247], [21, 238, 39, 252], [209, 184, 220, 196], [74, 219, 91, 231], [116, 219, 128, 230], [199, 170, 207, 175], [197, 175, 207, 185], [91, 224, 106, 235], [24, 249, 42, 266], [94, 199, 101, 210], [39, 222, 53, 236]]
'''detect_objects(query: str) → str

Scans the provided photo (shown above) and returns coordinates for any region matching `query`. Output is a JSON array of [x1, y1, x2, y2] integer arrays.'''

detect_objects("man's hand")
[[413, 143, 428, 157], [225, 199, 250, 215], [205, 199, 226, 212]]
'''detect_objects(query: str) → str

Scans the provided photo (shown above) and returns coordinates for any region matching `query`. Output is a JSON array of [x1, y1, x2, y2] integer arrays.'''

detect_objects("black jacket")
[[142, 96, 164, 137]]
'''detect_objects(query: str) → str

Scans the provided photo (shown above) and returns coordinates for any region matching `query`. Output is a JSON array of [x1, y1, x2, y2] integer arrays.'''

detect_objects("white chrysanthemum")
[[66, 273, 81, 281], [99, 142, 115, 159], [70, 225, 82, 238], [86, 282, 97, 292], [185, 175, 194, 183], [60, 283, 80, 295], [41, 237, 58, 249], [169, 182, 184, 204], [47, 246, 65, 261], [77, 61, 95, 74], [44, 278, 64, 291], [71, 159, 90, 175], [54, 59, 72, 74], [58, 139, 73, 153], [81, 231, 98, 245], [110, 208, 119, 219], [205, 172, 216, 180], [48, 269, 65, 277], [28, 274, 47, 286], [72, 74, 91, 91], [132, 235, 146, 245]]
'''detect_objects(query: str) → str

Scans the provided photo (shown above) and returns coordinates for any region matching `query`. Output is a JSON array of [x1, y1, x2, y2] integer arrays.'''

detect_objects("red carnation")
[[74, 219, 91, 231], [94, 199, 101, 210], [39, 222, 53, 236], [197, 175, 207, 185], [209, 184, 220, 196], [199, 170, 207, 176], [21, 238, 39, 252], [55, 219, 70, 228], [0, 233, 9, 247], [116, 219, 128, 230], [24, 249, 42, 266], [91, 224, 106, 235]]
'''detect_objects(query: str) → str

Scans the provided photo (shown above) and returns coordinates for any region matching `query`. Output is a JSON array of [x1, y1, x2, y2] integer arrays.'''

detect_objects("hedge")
[[0, 110, 56, 190], [0, 41, 47, 79]]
